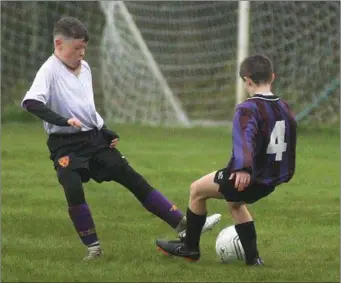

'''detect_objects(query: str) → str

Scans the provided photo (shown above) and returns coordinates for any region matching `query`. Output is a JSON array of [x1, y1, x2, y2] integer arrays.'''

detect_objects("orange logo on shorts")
[[58, 156, 70, 168]]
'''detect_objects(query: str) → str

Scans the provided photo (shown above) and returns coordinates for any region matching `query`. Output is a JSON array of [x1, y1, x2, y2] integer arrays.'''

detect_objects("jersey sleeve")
[[23, 99, 69, 126], [21, 65, 53, 108], [231, 105, 259, 172]]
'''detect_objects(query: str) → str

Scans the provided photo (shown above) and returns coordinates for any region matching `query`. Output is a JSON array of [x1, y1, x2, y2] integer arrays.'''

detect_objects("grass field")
[[1, 122, 339, 282]]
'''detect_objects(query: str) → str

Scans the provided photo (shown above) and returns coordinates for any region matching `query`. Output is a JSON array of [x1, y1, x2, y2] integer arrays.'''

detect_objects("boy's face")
[[55, 37, 88, 69]]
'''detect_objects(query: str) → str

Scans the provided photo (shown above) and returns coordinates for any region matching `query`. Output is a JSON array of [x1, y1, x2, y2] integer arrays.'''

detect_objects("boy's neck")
[[250, 85, 272, 96], [54, 50, 63, 62], [53, 51, 80, 71]]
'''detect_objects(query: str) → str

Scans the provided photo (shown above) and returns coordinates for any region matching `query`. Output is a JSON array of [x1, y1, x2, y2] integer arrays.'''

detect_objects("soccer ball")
[[215, 225, 245, 263]]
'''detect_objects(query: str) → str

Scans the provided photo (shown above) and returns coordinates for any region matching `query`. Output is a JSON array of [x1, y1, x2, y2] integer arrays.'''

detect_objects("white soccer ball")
[[215, 225, 245, 263]]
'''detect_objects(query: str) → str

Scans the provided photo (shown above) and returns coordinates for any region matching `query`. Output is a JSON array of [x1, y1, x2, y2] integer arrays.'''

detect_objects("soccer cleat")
[[178, 213, 222, 239], [82, 247, 103, 261], [247, 257, 264, 266], [156, 239, 200, 262]]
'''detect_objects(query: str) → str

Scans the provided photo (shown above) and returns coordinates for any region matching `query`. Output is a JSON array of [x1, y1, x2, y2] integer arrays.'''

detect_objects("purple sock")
[[68, 203, 99, 246], [142, 190, 184, 229]]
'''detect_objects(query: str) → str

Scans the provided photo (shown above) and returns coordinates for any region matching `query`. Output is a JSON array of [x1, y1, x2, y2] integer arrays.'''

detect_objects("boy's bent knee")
[[189, 180, 210, 201], [189, 181, 200, 198]]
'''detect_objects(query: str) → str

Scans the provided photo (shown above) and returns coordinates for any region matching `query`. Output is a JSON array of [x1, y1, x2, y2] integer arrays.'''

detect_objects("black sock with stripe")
[[184, 208, 207, 250], [235, 221, 259, 265]]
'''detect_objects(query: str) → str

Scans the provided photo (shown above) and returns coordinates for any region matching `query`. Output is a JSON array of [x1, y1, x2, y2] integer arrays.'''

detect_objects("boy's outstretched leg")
[[113, 165, 221, 237]]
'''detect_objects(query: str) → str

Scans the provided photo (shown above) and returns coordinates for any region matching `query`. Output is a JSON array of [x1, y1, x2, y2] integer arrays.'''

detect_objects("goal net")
[[1, 1, 339, 126], [100, 1, 340, 126]]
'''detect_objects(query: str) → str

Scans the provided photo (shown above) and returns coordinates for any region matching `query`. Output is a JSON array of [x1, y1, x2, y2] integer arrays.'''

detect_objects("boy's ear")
[[54, 38, 63, 49], [271, 73, 275, 83], [244, 77, 253, 86]]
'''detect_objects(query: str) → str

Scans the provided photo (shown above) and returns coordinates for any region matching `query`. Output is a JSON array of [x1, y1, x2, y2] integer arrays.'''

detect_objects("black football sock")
[[235, 221, 259, 265], [184, 208, 207, 250]]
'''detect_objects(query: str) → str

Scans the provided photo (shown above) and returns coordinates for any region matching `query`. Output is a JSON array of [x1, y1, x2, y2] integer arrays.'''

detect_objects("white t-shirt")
[[22, 54, 104, 134]]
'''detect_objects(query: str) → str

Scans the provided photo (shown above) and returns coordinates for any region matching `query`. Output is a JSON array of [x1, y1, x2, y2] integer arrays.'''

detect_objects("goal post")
[[236, 1, 250, 106], [99, 1, 190, 126]]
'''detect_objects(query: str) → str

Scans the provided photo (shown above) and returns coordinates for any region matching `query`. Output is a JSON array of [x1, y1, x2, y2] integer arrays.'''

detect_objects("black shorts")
[[214, 168, 275, 204], [47, 129, 129, 183]]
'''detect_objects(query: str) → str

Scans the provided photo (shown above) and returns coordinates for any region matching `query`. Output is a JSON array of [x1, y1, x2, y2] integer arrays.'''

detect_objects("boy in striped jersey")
[[156, 54, 297, 266]]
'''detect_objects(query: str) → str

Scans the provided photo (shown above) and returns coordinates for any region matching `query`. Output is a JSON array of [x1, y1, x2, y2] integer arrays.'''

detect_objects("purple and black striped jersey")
[[227, 94, 297, 187]]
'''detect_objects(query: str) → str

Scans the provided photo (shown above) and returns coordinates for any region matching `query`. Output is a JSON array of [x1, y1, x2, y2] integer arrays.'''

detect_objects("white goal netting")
[[2, 1, 339, 126]]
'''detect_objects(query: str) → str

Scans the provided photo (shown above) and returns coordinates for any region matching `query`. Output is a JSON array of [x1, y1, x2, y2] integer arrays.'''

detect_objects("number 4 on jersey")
[[266, 120, 287, 161]]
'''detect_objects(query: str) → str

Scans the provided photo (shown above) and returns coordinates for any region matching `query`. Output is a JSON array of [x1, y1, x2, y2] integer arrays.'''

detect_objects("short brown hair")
[[53, 17, 89, 42], [239, 54, 273, 85]]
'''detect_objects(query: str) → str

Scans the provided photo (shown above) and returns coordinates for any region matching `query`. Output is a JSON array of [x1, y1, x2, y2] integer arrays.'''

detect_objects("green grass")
[[1, 122, 339, 282]]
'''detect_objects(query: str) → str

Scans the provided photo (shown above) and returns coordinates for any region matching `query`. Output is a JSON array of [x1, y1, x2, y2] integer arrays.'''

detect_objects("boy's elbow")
[[22, 99, 33, 111], [21, 99, 43, 112], [22, 99, 29, 110]]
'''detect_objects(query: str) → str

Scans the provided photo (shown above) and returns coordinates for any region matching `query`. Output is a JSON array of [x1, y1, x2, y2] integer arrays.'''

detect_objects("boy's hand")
[[109, 138, 119, 148], [67, 118, 82, 129], [100, 125, 120, 147], [229, 171, 251, 191]]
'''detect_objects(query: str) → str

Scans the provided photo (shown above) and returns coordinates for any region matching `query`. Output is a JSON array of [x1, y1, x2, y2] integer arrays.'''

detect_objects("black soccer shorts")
[[47, 129, 129, 183], [214, 168, 275, 204]]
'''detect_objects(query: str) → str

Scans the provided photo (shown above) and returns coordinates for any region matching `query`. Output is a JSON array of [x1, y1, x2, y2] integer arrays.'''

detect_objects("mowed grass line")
[[1, 122, 339, 282]]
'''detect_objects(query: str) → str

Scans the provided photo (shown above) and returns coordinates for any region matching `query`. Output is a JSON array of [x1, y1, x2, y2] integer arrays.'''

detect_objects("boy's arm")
[[23, 99, 70, 126], [100, 124, 119, 139], [230, 106, 259, 191], [100, 124, 120, 148], [22, 65, 68, 126], [22, 66, 81, 129], [232, 106, 259, 172]]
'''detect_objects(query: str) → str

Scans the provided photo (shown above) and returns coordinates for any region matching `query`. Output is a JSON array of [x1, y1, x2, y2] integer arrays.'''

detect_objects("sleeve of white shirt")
[[21, 65, 52, 108]]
